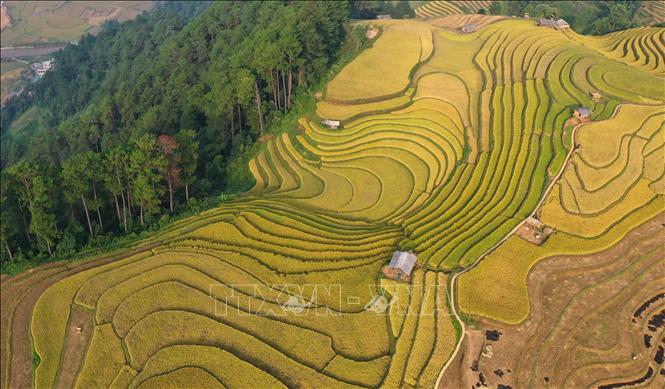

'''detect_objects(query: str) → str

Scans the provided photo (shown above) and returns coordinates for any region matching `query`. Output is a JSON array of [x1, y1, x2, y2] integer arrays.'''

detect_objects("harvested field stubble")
[[448, 215, 665, 388]]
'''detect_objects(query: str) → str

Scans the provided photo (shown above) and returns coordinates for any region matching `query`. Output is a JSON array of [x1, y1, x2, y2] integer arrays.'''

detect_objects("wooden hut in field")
[[537, 18, 570, 30], [321, 119, 341, 129], [537, 18, 557, 28], [555, 18, 570, 29], [383, 251, 417, 282], [573, 107, 592, 121]]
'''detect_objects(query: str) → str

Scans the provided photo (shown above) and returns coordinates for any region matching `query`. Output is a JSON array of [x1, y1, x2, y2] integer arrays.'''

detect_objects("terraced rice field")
[[458, 102, 664, 324], [445, 216, 665, 388], [0, 61, 26, 103], [2, 16, 664, 388], [429, 14, 505, 30], [637, 0, 665, 25], [415, 1, 492, 18], [578, 27, 665, 76], [1, 1, 155, 46]]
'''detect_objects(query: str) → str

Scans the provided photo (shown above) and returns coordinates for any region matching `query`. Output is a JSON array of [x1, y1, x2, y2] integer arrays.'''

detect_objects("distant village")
[[0, 57, 54, 105], [31, 58, 54, 79]]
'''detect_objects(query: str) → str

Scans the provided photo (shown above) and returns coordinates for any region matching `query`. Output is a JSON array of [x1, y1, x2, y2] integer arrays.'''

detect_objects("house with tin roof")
[[537, 18, 570, 30], [382, 251, 417, 282], [574, 106, 592, 121]]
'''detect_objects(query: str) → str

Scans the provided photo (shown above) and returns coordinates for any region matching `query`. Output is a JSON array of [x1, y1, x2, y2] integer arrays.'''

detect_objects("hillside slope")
[[415, 1, 492, 18], [2, 16, 664, 389], [1, 1, 155, 46]]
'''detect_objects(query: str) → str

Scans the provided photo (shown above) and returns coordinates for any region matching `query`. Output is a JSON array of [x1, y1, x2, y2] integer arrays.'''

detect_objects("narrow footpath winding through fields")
[[435, 113, 586, 388]]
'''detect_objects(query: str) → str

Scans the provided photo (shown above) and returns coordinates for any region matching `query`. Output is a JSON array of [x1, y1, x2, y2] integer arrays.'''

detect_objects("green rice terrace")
[[2, 15, 664, 389]]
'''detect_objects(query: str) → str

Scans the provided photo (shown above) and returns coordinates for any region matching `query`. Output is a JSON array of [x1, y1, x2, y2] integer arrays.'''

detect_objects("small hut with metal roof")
[[382, 251, 417, 282]]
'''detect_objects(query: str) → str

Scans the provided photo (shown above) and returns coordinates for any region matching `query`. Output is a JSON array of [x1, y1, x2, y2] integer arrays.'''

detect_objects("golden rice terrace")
[[2, 15, 664, 389]]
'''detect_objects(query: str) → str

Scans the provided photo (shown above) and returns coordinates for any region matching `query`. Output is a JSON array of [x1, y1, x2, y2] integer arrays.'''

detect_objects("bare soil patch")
[[515, 217, 554, 245], [565, 116, 581, 128], [439, 329, 485, 388], [53, 307, 93, 389], [1, 264, 67, 389], [441, 213, 665, 388]]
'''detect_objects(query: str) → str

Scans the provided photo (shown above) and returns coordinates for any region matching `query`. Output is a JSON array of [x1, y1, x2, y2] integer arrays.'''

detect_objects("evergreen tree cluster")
[[349, 1, 415, 19], [0, 1, 349, 270], [488, 1, 643, 35]]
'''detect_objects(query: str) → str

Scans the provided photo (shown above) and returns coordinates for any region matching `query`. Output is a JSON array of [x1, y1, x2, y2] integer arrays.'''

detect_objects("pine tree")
[[62, 154, 94, 237], [130, 135, 167, 225], [29, 176, 59, 255], [104, 147, 130, 232], [175, 130, 199, 201], [5, 161, 38, 242], [0, 172, 16, 262]]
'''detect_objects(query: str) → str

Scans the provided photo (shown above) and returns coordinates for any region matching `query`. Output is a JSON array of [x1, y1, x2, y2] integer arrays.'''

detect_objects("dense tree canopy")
[[350, 1, 415, 19], [0, 1, 349, 270], [489, 1, 643, 34]]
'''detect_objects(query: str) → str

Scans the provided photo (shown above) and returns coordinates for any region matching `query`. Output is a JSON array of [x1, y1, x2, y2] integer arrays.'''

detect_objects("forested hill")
[[0, 1, 350, 270]]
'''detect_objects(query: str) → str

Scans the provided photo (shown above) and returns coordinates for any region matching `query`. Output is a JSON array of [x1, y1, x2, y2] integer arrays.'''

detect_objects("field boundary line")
[[433, 105, 623, 388]]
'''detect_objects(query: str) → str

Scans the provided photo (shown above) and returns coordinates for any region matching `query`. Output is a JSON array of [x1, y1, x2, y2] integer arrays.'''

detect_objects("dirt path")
[[1, 265, 68, 389], [2, 244, 158, 389], [442, 213, 664, 388], [439, 330, 485, 388], [53, 308, 93, 389], [435, 115, 588, 388], [0, 45, 66, 60]]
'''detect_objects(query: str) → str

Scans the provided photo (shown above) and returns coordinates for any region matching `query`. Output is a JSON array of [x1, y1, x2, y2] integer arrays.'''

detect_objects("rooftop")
[[556, 18, 569, 27], [576, 107, 592, 116], [388, 251, 417, 276], [538, 18, 557, 27], [538, 18, 569, 29]]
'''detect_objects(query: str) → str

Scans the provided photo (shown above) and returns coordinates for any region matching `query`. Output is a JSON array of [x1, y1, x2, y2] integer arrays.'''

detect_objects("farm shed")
[[573, 107, 592, 120], [382, 251, 417, 282], [537, 18, 557, 28], [321, 119, 341, 129], [460, 24, 478, 33], [590, 91, 602, 101], [377, 14, 392, 19], [555, 18, 570, 29], [537, 18, 570, 30]]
